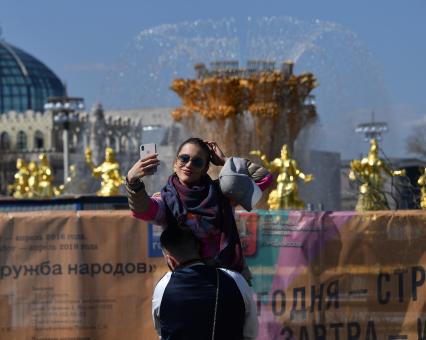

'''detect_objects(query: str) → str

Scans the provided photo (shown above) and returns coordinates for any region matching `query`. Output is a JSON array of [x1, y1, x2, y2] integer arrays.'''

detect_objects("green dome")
[[0, 40, 65, 114]]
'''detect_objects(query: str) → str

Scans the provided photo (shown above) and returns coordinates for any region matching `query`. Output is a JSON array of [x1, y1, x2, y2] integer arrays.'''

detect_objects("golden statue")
[[349, 138, 405, 211], [85, 147, 123, 196], [36, 153, 56, 198], [251, 144, 313, 210], [27, 161, 39, 198], [8, 158, 30, 198], [418, 168, 426, 210]]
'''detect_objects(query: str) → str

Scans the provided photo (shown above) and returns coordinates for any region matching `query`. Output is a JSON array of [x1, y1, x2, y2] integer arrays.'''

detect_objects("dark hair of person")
[[176, 137, 211, 164], [160, 227, 200, 261]]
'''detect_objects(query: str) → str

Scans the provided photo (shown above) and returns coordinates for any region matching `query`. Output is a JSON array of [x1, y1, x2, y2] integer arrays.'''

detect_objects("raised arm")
[[379, 160, 406, 178], [249, 150, 273, 172], [349, 160, 362, 181], [126, 153, 160, 214], [204, 140, 226, 166], [292, 160, 313, 183], [85, 148, 101, 177]]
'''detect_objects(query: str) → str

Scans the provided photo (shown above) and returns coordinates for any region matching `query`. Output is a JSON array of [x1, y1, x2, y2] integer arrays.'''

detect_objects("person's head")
[[280, 144, 289, 159], [160, 227, 200, 271], [174, 137, 211, 186], [39, 153, 48, 166], [16, 158, 26, 169], [105, 147, 116, 162], [28, 161, 37, 172]]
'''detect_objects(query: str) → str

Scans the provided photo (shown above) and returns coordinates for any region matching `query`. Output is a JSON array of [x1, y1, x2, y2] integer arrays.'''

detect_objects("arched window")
[[16, 131, 27, 150], [0, 132, 11, 150], [34, 130, 44, 149], [108, 136, 116, 150], [120, 135, 129, 151]]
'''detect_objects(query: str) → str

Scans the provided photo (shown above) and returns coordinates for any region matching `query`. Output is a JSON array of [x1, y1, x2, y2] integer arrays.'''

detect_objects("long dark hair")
[[176, 137, 211, 164]]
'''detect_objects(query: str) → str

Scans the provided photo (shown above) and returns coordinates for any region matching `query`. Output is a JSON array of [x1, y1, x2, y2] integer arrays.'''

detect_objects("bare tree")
[[406, 124, 426, 159]]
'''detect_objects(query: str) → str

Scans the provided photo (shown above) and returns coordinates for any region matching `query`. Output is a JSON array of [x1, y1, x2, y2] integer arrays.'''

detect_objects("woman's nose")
[[184, 160, 196, 168]]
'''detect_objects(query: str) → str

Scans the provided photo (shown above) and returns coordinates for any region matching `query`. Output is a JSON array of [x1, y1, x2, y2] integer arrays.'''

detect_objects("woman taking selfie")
[[126, 138, 272, 276]]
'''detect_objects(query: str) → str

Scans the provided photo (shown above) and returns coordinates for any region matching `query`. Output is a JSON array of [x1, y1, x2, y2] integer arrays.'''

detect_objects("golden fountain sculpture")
[[349, 138, 405, 211], [171, 60, 317, 159], [27, 161, 39, 198], [36, 153, 58, 197], [418, 168, 426, 210], [8, 154, 61, 198], [85, 147, 124, 196], [251, 144, 313, 210], [8, 159, 30, 198]]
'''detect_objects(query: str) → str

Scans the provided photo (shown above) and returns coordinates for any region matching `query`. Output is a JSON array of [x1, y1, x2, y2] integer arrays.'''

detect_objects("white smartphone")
[[140, 143, 157, 159]]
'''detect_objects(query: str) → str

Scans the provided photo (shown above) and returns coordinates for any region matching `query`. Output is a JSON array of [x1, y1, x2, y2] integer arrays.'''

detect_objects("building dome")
[[0, 39, 65, 114]]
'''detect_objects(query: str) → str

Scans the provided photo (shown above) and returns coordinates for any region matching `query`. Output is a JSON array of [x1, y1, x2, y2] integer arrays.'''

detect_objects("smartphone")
[[140, 143, 157, 159]]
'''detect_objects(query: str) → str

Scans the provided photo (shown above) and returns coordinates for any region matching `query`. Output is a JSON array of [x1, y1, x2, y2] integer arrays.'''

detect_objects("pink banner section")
[[1, 210, 426, 339], [249, 211, 426, 339]]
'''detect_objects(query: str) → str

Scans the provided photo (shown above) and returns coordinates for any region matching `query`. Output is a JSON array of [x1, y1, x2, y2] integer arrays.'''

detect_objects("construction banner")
[[236, 210, 426, 340], [0, 211, 166, 340], [1, 210, 426, 339]]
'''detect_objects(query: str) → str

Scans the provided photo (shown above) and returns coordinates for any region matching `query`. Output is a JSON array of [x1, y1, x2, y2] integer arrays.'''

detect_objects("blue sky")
[[1, 0, 425, 157]]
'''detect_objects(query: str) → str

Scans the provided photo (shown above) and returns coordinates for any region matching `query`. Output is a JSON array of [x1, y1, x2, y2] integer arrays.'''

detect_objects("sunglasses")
[[177, 154, 206, 168]]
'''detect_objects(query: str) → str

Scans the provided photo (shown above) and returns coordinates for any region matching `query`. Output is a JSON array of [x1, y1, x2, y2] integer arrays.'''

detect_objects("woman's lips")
[[182, 169, 192, 176]]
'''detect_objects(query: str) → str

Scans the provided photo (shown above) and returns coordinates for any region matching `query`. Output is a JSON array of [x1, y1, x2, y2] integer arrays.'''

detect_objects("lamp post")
[[44, 96, 84, 182], [355, 111, 388, 141]]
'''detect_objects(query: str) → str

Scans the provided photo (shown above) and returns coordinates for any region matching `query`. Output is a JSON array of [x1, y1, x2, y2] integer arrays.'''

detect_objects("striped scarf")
[[161, 174, 244, 272]]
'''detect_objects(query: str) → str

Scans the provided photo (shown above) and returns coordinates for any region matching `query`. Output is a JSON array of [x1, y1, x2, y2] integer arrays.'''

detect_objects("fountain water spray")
[[102, 16, 394, 159]]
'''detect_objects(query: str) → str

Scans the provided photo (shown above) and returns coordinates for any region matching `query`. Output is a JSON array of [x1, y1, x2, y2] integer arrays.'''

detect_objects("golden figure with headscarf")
[[36, 153, 56, 198], [349, 138, 405, 211], [8, 158, 30, 198], [85, 147, 124, 196], [27, 161, 39, 198], [418, 168, 426, 210], [251, 144, 313, 210]]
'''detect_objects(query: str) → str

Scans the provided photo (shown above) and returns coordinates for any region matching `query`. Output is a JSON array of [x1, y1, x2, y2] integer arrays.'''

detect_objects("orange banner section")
[[0, 211, 167, 340], [1, 211, 426, 339]]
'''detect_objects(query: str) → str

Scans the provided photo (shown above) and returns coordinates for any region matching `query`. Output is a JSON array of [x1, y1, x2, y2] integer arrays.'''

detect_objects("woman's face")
[[174, 143, 209, 186]]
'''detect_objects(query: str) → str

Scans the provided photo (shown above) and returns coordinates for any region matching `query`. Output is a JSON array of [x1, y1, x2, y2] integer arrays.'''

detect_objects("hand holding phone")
[[139, 143, 158, 176], [140, 143, 157, 159]]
